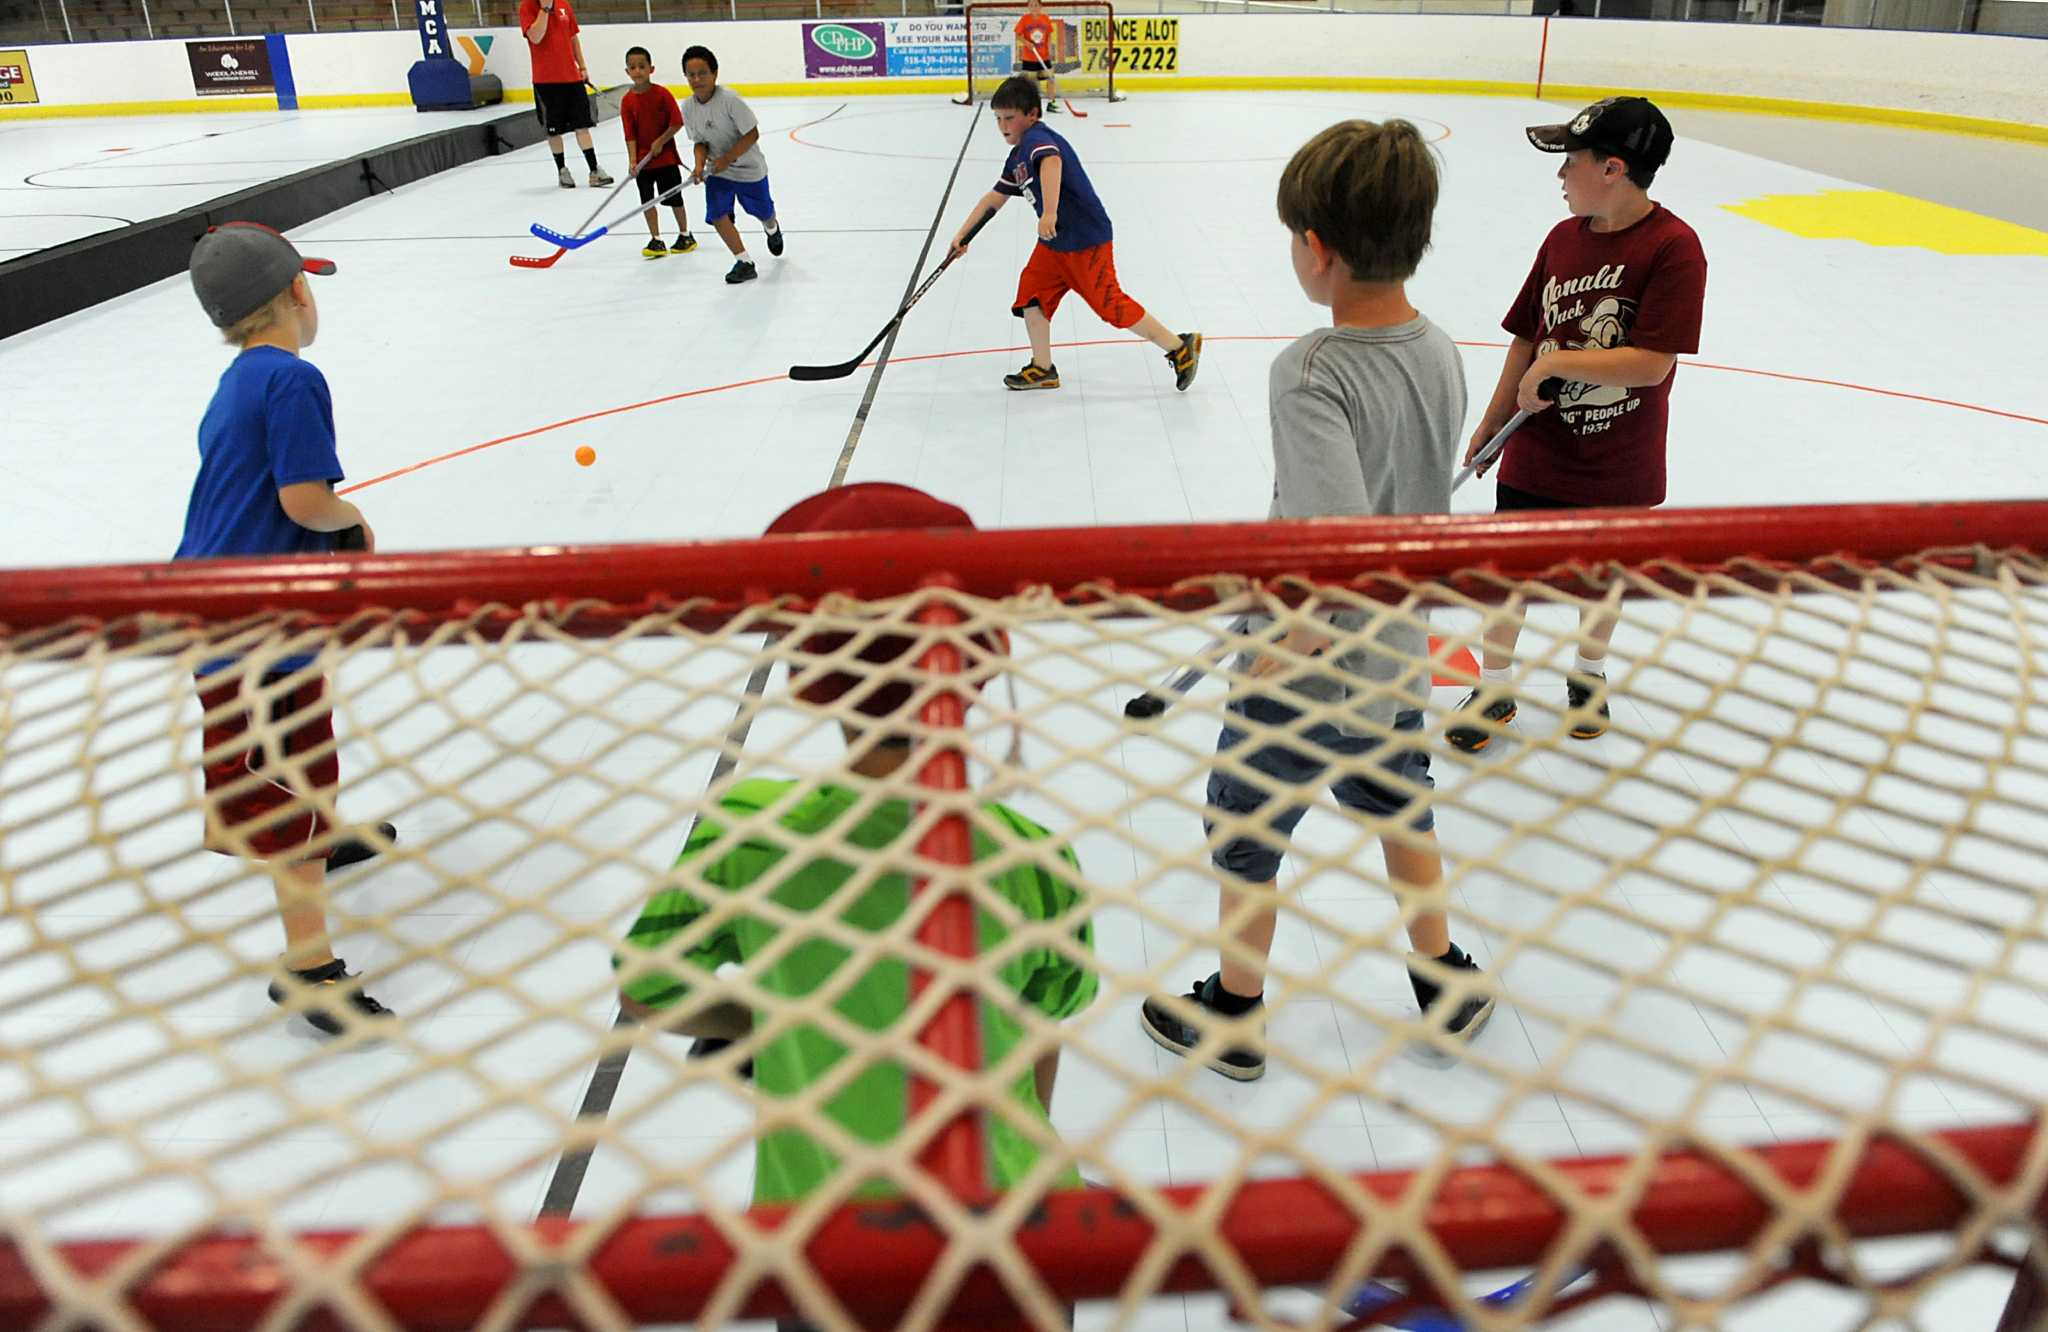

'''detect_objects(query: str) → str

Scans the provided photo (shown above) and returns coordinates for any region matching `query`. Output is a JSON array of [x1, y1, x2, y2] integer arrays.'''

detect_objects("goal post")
[[3, 499, 2047, 1330], [955, 0, 1124, 105]]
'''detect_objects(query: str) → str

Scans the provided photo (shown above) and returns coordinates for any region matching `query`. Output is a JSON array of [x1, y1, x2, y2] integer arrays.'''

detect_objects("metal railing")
[[0, 0, 2037, 48]]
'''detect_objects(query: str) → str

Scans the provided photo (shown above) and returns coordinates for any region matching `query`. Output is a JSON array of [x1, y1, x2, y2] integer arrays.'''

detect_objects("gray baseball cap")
[[189, 221, 335, 328]]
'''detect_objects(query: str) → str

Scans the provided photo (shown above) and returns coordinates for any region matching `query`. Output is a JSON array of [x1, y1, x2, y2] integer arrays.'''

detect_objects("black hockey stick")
[[1123, 378, 1563, 720], [788, 207, 996, 382]]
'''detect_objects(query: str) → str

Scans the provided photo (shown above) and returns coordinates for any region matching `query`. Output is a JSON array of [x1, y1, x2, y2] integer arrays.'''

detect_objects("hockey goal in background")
[[2, 500, 2047, 1329], [955, 0, 1125, 104]]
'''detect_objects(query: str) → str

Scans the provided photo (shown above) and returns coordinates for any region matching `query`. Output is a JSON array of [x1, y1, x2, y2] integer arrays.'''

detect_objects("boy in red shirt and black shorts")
[[621, 45, 695, 259], [1448, 96, 1708, 753], [519, 0, 613, 190], [948, 76, 1200, 393]]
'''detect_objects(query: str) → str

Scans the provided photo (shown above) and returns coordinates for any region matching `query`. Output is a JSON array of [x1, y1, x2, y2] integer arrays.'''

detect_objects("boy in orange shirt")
[[1012, 0, 1060, 112]]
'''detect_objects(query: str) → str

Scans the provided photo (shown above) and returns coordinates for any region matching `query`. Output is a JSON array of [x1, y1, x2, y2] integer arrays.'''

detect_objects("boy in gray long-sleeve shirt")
[[1140, 120, 1493, 1081]]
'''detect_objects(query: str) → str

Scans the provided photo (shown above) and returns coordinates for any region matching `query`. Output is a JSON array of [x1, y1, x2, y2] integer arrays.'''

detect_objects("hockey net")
[[957, 0, 1122, 104], [2, 500, 2047, 1331]]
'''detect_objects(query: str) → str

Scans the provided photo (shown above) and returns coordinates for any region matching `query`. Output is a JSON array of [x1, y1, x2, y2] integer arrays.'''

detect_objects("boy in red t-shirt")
[[1013, 0, 1060, 112], [620, 46, 695, 258], [1448, 96, 1708, 752], [518, 0, 612, 190]]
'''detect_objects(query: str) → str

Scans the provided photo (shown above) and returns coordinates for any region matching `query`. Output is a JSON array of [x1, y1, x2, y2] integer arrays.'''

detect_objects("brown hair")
[[1276, 119, 1439, 285], [990, 76, 1041, 116]]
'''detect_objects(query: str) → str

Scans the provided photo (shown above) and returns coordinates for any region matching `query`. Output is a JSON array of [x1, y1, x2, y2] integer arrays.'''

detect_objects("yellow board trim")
[[0, 94, 278, 118], [2, 74, 2040, 146]]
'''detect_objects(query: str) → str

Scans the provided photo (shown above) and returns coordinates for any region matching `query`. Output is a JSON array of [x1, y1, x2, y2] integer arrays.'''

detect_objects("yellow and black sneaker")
[[642, 238, 668, 260], [1003, 360, 1060, 391], [674, 232, 697, 253], [1166, 332, 1203, 391], [1445, 687, 1518, 754]]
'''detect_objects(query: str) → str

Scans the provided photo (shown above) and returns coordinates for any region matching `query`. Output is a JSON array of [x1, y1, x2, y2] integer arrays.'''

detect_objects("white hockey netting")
[[960, 1, 1122, 104], [2, 503, 2047, 1330]]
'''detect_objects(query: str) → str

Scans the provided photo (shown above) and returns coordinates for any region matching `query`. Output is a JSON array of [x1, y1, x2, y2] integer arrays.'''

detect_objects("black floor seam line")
[[831, 101, 984, 489], [539, 97, 953, 1221]]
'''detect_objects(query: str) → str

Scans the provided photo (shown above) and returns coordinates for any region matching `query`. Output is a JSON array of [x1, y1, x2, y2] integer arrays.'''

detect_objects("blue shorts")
[[704, 174, 776, 226], [1206, 697, 1435, 884]]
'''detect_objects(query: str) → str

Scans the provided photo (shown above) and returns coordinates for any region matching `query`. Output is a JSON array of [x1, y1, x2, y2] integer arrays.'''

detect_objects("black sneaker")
[[674, 232, 698, 253], [267, 958, 395, 1038], [328, 821, 396, 872], [765, 225, 784, 257], [689, 1035, 754, 1081], [1003, 360, 1060, 391], [1445, 687, 1517, 754], [1407, 943, 1494, 1057], [642, 237, 668, 260], [725, 259, 758, 284], [1166, 332, 1202, 391], [1567, 672, 1610, 740], [1140, 972, 1264, 1081]]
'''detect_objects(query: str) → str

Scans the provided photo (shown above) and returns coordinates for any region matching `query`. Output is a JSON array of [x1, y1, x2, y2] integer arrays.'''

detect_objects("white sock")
[[765, 220, 780, 234], [1573, 651, 1606, 678], [1480, 664, 1512, 686], [735, 249, 752, 263]]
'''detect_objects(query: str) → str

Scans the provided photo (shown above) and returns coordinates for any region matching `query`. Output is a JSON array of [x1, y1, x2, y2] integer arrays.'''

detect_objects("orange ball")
[[575, 445, 596, 467]]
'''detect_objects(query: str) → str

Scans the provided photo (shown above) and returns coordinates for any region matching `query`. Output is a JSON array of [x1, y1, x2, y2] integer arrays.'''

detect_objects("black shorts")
[[1019, 57, 1049, 72], [637, 163, 683, 205], [534, 80, 594, 136], [1496, 481, 1580, 512]]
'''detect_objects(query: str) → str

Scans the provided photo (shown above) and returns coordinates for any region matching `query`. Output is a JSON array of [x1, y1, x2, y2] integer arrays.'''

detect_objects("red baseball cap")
[[765, 484, 1002, 719]]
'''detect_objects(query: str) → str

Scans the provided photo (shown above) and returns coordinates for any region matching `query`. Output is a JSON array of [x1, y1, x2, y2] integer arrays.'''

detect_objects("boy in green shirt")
[[615, 483, 1098, 1211]]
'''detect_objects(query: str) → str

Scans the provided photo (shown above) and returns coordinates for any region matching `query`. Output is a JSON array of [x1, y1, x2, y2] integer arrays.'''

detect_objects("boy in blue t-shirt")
[[177, 221, 397, 1038], [948, 76, 1201, 393]]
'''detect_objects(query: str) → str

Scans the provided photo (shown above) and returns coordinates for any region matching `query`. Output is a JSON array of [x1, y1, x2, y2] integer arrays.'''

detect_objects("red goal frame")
[[1, 499, 2044, 1330], [955, 0, 1125, 105]]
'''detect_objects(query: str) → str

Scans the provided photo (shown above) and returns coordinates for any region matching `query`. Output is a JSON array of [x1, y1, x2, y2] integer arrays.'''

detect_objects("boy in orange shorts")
[[949, 76, 1200, 392]]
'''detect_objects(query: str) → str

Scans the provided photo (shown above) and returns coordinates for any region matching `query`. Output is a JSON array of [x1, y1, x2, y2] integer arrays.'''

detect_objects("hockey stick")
[[1032, 40, 1086, 117], [530, 171, 703, 251], [1342, 1265, 1593, 1329], [511, 144, 662, 270], [787, 206, 997, 382], [1122, 379, 1564, 721]]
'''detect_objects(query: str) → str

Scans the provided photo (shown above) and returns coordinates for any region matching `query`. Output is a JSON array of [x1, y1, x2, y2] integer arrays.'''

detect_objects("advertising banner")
[[0, 48, 37, 105], [186, 38, 274, 96], [802, 21, 886, 78]]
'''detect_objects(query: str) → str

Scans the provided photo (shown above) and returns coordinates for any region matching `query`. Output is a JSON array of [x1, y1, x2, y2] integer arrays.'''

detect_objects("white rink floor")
[[3, 91, 2048, 1332]]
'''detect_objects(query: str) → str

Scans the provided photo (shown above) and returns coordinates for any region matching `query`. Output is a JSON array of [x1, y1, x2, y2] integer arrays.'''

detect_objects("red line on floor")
[[337, 339, 2047, 496]]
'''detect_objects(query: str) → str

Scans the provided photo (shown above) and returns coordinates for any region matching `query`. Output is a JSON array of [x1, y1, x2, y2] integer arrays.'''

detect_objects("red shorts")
[[1011, 240, 1144, 330], [197, 670, 338, 861]]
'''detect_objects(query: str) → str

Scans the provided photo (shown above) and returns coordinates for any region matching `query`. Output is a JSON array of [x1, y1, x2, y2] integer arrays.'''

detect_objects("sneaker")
[[1166, 332, 1202, 392], [557, 166, 576, 189], [1407, 943, 1494, 1058], [588, 167, 615, 187], [765, 225, 784, 257], [328, 821, 396, 873], [642, 238, 669, 260], [674, 232, 698, 253], [1445, 687, 1517, 754], [689, 1035, 754, 1082], [725, 259, 758, 284], [1139, 973, 1264, 1081], [1567, 672, 1611, 740], [1003, 360, 1060, 391], [267, 958, 395, 1038]]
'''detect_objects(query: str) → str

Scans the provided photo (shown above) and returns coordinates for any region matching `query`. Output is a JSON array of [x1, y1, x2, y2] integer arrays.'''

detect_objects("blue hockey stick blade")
[[530, 222, 607, 249]]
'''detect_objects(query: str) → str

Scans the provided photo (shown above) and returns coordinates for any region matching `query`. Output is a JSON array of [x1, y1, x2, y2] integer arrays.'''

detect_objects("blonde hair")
[[1276, 119, 1439, 285], [219, 281, 297, 346]]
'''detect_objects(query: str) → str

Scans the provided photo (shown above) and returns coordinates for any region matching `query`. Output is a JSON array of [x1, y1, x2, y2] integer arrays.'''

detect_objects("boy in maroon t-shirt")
[[620, 46, 695, 258], [1448, 96, 1707, 753]]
